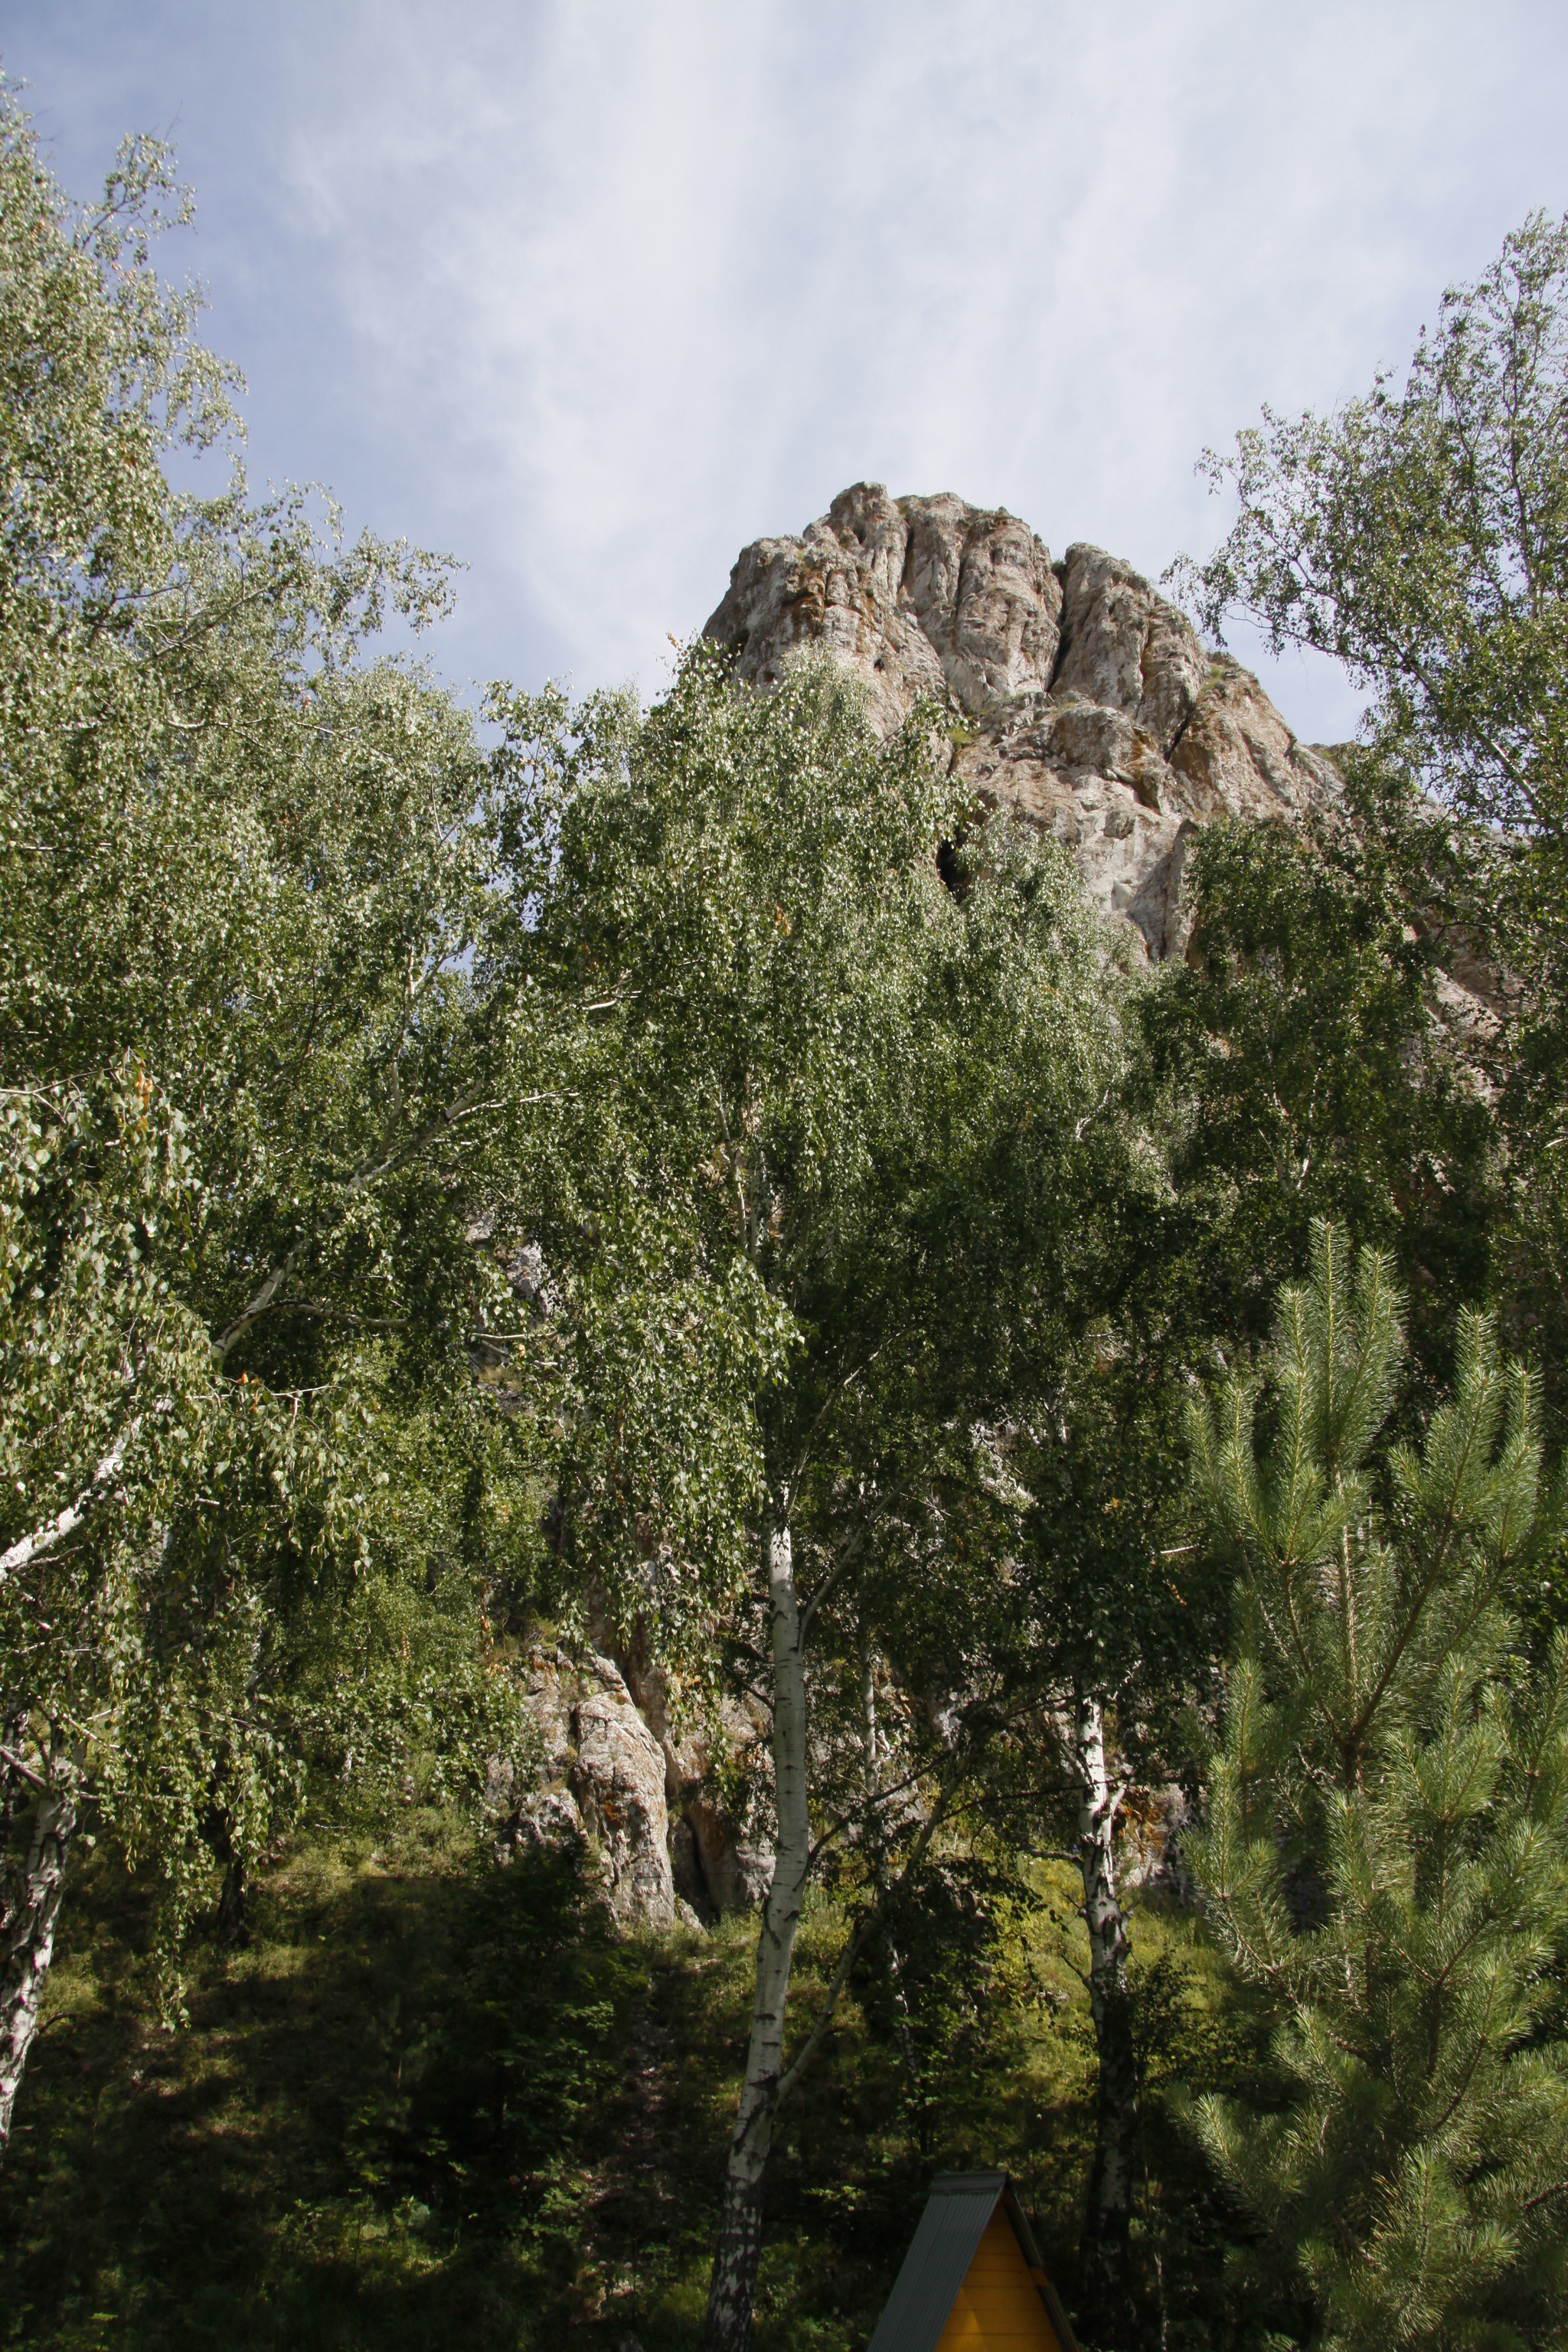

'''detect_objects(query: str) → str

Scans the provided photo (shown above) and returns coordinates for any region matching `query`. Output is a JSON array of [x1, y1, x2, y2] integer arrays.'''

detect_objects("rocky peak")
[[704, 483, 1342, 960], [704, 482, 1061, 728]]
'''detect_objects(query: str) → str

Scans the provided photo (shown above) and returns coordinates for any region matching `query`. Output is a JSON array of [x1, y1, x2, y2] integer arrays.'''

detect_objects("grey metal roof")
[[867, 2171, 1007, 2352], [866, 2170, 1079, 2352]]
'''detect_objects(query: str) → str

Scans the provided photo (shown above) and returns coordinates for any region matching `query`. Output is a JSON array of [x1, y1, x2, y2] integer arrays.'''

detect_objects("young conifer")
[[1186, 1223, 1568, 2350]]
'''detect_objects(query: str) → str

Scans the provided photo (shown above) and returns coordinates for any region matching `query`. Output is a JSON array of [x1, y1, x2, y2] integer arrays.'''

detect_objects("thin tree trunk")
[[704, 1516, 810, 2352], [861, 1646, 928, 2151], [1073, 1689, 1139, 2349], [217, 1855, 250, 1945], [204, 1798, 252, 1947], [0, 1757, 78, 2163]]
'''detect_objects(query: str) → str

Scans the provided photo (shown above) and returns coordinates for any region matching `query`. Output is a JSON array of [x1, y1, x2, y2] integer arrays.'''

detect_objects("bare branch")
[[212, 1254, 296, 1361], [0, 1745, 47, 1792], [799, 1526, 869, 1637]]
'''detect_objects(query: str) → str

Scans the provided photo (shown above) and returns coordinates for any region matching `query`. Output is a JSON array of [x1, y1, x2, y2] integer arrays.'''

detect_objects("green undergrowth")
[[0, 1818, 1272, 2351]]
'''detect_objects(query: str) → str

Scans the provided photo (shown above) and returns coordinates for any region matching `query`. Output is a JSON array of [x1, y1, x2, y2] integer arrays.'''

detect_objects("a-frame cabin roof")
[[867, 2171, 1080, 2352]]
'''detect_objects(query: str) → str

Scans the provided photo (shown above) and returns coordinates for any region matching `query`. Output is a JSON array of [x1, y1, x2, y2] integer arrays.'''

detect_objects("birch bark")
[[0, 1756, 78, 2162], [1073, 1688, 1140, 2347], [702, 1515, 811, 2352]]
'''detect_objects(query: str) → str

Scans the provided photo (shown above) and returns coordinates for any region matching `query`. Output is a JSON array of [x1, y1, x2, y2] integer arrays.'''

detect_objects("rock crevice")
[[493, 1646, 676, 1929], [498, 1638, 775, 1933]]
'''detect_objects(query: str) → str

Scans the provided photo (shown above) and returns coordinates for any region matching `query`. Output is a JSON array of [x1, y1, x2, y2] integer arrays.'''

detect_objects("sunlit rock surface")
[[505, 1638, 773, 1930], [704, 482, 1343, 961], [498, 1646, 675, 1929], [614, 1642, 776, 1925]]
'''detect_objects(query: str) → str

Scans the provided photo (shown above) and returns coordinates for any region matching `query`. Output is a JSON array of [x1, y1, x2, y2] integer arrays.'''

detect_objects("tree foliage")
[[11, 83, 1568, 2352], [1176, 213, 1568, 851], [1172, 216, 1568, 1390], [1187, 1225, 1568, 2350], [1140, 813, 1499, 1367], [0, 83, 542, 2099]]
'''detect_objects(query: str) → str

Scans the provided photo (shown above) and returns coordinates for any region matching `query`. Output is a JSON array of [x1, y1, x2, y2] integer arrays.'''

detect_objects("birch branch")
[[213, 1255, 296, 1360], [0, 1420, 141, 1588], [0, 1744, 47, 1792], [211, 1084, 520, 1361]]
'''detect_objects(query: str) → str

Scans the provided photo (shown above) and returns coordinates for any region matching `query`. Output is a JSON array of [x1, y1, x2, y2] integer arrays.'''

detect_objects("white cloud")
[[8, 0, 1568, 737]]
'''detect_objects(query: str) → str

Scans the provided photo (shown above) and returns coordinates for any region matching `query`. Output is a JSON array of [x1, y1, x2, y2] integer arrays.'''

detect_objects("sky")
[[6, 2, 1568, 742]]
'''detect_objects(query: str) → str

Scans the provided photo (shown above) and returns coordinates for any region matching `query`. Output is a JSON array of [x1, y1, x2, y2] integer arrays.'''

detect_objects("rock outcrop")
[[704, 482, 1342, 959], [1119, 1782, 1194, 1900], [611, 1640, 776, 1925], [495, 1646, 676, 1929], [501, 1637, 773, 1932]]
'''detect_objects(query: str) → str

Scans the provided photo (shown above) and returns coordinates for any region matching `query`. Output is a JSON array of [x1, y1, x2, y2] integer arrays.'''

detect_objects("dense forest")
[[4, 84, 1568, 2352]]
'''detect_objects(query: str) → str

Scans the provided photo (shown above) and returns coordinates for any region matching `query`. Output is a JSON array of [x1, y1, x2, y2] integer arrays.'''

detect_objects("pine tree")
[[1185, 1223, 1568, 2350]]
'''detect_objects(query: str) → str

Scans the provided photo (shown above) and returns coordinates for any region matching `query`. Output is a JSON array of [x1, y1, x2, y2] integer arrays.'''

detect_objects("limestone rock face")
[[704, 482, 1061, 735], [704, 485, 1342, 959], [1168, 659, 1341, 824], [684, 1789, 774, 1916], [504, 1646, 675, 1929], [1053, 545, 1207, 753], [614, 1643, 775, 1923], [1119, 1782, 1193, 1900]]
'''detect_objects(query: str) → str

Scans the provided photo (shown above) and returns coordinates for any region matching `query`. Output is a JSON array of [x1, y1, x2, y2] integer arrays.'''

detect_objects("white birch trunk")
[[703, 1516, 810, 2352], [1074, 1688, 1140, 2346], [0, 1764, 78, 2162]]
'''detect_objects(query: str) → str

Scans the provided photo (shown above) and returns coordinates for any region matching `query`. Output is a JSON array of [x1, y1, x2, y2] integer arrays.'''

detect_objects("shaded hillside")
[[0, 1815, 1272, 2352]]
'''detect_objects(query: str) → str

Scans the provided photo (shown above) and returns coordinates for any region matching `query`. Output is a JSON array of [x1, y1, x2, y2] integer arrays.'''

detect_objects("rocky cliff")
[[496, 1642, 773, 1934], [703, 482, 1342, 960], [511, 485, 1353, 1932]]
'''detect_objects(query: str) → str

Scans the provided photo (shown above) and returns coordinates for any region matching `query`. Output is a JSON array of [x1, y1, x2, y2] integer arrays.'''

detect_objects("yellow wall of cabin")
[[931, 2207, 1061, 2350]]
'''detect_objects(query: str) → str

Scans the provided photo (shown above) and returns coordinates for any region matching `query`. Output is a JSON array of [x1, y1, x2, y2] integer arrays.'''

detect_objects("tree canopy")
[[1188, 1225, 1568, 2350], [7, 86, 1568, 2352], [0, 86, 546, 2135], [1176, 213, 1568, 853]]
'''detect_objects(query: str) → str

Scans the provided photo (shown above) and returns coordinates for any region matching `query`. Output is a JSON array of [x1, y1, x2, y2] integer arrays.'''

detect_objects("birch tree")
[[1138, 813, 1500, 1361], [1173, 213, 1568, 1385], [982, 1325, 1215, 2351], [501, 660, 1125, 2350], [0, 90, 563, 2156], [1176, 213, 1568, 851]]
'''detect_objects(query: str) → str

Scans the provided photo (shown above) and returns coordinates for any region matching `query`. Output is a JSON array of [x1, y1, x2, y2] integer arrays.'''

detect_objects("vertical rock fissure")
[[1046, 559, 1075, 696], [1163, 677, 1207, 764]]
